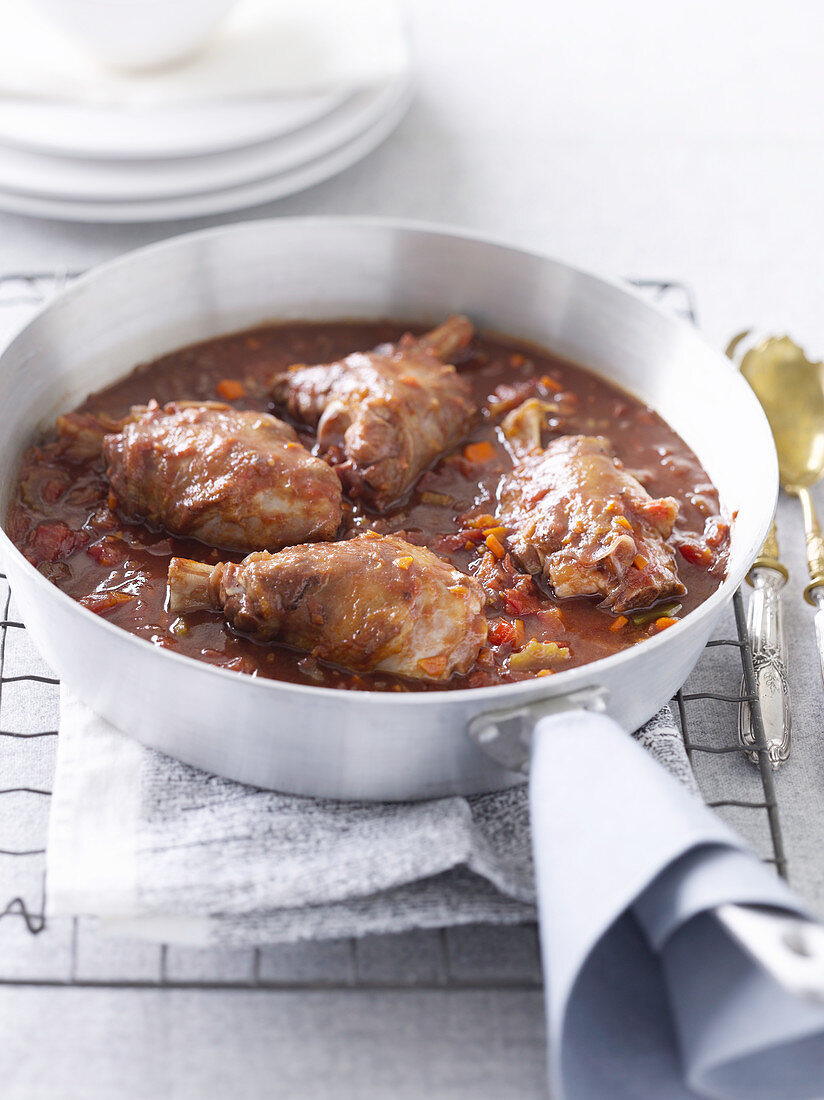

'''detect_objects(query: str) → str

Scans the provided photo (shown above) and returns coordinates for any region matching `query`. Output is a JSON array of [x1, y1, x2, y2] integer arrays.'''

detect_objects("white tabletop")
[[1, 1, 823, 351], [2, 3, 822, 1096]]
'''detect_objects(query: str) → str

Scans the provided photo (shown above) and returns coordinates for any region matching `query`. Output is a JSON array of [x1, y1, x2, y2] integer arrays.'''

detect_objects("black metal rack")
[[0, 274, 786, 989]]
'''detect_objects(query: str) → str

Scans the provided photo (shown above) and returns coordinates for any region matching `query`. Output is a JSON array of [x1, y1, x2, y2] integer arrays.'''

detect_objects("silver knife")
[[809, 587, 824, 695], [738, 521, 792, 767]]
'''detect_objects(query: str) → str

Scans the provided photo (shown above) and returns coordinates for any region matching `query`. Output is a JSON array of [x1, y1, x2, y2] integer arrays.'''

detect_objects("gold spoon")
[[734, 334, 824, 603]]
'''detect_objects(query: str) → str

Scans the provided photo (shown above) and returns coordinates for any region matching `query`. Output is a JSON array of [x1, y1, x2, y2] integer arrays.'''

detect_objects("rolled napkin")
[[531, 713, 824, 1099], [0, 0, 407, 106]]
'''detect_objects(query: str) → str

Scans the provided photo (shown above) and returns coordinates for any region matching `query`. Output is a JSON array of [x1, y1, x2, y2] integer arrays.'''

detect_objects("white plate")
[[0, 90, 350, 160], [0, 82, 413, 223], [0, 78, 409, 202]]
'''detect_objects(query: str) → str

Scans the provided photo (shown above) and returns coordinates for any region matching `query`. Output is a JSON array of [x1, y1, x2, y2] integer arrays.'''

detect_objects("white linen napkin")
[[0, 0, 408, 106]]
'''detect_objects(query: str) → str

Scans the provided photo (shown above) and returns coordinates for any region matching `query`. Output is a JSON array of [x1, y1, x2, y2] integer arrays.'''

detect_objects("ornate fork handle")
[[739, 562, 791, 768]]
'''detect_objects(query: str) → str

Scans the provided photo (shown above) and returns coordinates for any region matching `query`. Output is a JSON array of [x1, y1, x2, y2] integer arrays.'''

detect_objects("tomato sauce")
[[6, 321, 729, 692]]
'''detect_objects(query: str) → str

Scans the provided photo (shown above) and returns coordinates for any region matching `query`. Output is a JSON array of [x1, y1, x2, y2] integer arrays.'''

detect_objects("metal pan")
[[0, 217, 777, 799], [5, 216, 824, 1028]]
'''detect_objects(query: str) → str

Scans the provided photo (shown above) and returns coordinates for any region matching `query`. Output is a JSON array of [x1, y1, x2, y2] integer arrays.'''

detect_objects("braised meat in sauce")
[[168, 533, 487, 682], [271, 315, 476, 510], [500, 399, 685, 613], [103, 402, 342, 553], [6, 319, 730, 692]]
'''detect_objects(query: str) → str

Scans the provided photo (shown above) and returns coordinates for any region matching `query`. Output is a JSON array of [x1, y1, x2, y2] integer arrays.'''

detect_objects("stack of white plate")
[[0, 71, 413, 223]]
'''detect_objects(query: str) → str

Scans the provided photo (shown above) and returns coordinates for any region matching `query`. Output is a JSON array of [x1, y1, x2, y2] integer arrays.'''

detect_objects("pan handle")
[[466, 685, 608, 774]]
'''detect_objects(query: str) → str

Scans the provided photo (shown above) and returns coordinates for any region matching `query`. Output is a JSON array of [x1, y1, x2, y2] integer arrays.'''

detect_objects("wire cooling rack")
[[0, 273, 785, 990]]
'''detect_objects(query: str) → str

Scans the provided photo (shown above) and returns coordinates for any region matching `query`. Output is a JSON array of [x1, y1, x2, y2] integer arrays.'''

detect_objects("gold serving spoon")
[[734, 334, 824, 600], [731, 333, 824, 755]]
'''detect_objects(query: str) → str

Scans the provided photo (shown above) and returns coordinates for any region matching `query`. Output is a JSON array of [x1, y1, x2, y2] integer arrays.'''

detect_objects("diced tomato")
[[704, 517, 729, 549], [25, 522, 87, 566], [433, 529, 484, 553], [678, 541, 713, 567], [488, 618, 516, 647], [78, 591, 135, 615], [502, 580, 542, 616], [86, 539, 123, 567], [536, 606, 564, 629], [499, 552, 517, 577]]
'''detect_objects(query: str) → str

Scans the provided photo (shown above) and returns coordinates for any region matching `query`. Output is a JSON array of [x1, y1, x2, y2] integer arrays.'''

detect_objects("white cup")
[[30, 0, 239, 72]]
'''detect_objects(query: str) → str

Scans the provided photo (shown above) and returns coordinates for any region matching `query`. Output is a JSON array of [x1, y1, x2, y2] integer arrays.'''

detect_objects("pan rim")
[[0, 215, 778, 710]]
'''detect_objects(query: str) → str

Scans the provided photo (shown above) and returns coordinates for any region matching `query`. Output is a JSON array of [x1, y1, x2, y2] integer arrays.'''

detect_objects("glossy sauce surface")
[[7, 322, 729, 692]]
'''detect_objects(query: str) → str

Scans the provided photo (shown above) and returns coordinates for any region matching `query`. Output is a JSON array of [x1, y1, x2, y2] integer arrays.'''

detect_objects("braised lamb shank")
[[103, 402, 342, 554], [499, 399, 685, 613], [167, 533, 487, 682], [270, 315, 476, 510]]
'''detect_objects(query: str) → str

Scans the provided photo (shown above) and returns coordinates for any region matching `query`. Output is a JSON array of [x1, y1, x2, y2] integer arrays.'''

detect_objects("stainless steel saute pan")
[[4, 217, 824, 1034], [0, 217, 777, 799]]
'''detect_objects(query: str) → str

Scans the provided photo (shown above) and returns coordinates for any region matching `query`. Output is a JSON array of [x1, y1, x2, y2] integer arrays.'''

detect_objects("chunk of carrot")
[[654, 617, 678, 631], [633, 554, 648, 570], [468, 513, 498, 529], [483, 525, 508, 539], [485, 533, 506, 559], [216, 379, 247, 400], [418, 655, 448, 677], [463, 440, 497, 464], [610, 615, 628, 632]]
